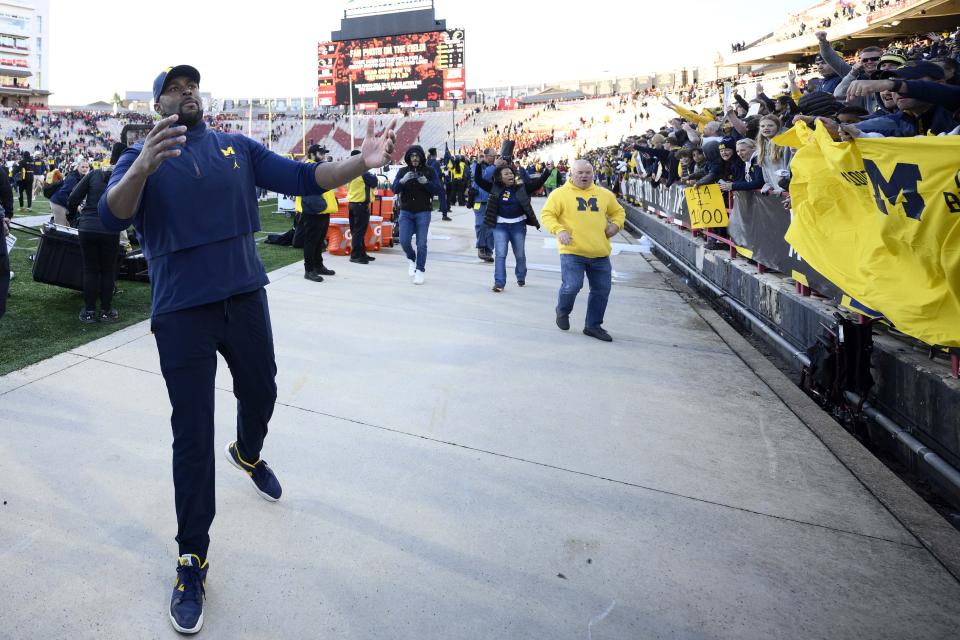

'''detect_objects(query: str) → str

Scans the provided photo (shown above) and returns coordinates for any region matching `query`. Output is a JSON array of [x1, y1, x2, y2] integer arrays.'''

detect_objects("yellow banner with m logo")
[[782, 122, 960, 347]]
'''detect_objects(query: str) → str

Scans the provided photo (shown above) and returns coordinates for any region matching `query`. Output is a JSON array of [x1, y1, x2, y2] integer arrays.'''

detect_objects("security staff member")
[[297, 144, 338, 282], [99, 64, 396, 635], [346, 148, 378, 263], [14, 152, 34, 210]]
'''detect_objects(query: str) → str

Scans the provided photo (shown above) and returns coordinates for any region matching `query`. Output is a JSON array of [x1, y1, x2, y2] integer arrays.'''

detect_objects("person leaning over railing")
[[719, 139, 764, 193], [755, 115, 792, 195]]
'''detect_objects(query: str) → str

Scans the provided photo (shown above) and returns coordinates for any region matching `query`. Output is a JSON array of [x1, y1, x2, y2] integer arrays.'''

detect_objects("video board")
[[317, 28, 465, 107]]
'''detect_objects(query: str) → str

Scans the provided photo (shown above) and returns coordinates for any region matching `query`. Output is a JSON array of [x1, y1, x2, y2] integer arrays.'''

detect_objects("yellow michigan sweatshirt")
[[540, 181, 626, 258]]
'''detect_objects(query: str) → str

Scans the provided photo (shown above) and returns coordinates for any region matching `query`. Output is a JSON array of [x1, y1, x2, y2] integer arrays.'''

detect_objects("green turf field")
[[0, 197, 302, 377]]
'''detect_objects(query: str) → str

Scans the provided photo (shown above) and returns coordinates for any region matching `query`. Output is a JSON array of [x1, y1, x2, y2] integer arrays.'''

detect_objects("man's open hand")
[[558, 231, 573, 245], [360, 120, 397, 169], [133, 115, 187, 177]]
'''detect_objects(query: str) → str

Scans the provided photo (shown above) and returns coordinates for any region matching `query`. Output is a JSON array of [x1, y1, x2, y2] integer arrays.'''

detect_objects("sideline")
[[646, 251, 960, 583]]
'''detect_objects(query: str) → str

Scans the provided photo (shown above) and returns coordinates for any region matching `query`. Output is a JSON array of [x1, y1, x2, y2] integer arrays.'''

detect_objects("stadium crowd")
[[577, 26, 960, 252]]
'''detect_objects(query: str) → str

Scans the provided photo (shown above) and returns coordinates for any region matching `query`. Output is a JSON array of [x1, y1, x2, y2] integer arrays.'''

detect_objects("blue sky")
[[48, 0, 812, 105]]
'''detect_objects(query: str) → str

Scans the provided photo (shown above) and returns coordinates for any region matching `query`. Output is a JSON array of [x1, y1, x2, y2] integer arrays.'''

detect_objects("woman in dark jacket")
[[67, 147, 122, 323], [50, 158, 89, 226], [474, 163, 549, 292]]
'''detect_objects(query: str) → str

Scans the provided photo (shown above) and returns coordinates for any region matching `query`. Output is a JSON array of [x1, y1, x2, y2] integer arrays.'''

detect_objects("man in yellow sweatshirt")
[[540, 159, 625, 342]]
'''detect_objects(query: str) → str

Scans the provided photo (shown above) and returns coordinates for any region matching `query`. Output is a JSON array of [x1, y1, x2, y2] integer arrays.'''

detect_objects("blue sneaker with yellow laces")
[[225, 441, 282, 501], [169, 554, 207, 634]]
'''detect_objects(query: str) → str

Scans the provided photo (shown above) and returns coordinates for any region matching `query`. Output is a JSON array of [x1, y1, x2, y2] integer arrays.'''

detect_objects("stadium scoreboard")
[[317, 28, 465, 108]]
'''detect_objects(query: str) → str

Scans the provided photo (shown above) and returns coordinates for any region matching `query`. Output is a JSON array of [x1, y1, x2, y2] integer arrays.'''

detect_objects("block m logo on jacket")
[[576, 196, 599, 212]]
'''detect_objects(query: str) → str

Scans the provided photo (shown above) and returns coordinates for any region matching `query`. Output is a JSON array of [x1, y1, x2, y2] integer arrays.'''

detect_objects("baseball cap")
[[717, 137, 737, 151], [891, 61, 945, 80], [152, 65, 201, 102]]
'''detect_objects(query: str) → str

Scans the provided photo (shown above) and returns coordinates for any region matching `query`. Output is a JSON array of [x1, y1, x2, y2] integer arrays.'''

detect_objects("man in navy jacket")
[[98, 64, 396, 635]]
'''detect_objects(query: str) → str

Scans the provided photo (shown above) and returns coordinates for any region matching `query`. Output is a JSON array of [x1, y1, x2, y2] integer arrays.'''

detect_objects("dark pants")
[[452, 180, 466, 206], [301, 214, 329, 272], [474, 204, 494, 251], [0, 225, 9, 320], [557, 254, 612, 329], [78, 230, 120, 311], [152, 288, 278, 560], [348, 202, 371, 259], [17, 181, 31, 208]]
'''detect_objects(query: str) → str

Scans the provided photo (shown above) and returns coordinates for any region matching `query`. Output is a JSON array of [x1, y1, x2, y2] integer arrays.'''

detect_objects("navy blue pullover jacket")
[[98, 120, 325, 316], [50, 170, 82, 207]]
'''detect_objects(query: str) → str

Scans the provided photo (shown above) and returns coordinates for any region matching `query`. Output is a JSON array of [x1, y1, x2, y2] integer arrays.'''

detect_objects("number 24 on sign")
[[684, 184, 729, 229]]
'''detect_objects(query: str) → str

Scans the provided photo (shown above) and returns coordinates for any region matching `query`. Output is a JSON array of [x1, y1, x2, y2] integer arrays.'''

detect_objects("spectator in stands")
[[49, 158, 89, 226], [68, 143, 123, 323], [832, 47, 885, 112], [392, 144, 442, 284], [346, 148, 378, 265], [813, 51, 843, 95], [755, 115, 792, 195], [878, 51, 906, 72], [847, 62, 957, 136], [474, 161, 549, 292], [695, 138, 738, 186], [719, 139, 763, 192], [540, 159, 625, 342]]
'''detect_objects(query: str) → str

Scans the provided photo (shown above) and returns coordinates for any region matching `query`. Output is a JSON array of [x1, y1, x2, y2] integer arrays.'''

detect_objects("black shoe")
[[493, 285, 504, 292], [556, 313, 570, 331], [304, 271, 324, 282], [441, 215, 452, 221], [170, 554, 207, 634], [349, 257, 370, 264], [517, 280, 525, 287], [583, 326, 613, 342], [477, 249, 486, 260], [225, 441, 282, 501], [99, 309, 119, 323], [78, 309, 97, 324], [362, 254, 376, 262], [315, 266, 336, 276], [482, 250, 494, 263]]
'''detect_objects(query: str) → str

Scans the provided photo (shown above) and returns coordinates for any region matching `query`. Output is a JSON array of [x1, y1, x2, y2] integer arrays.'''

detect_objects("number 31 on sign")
[[684, 184, 729, 229]]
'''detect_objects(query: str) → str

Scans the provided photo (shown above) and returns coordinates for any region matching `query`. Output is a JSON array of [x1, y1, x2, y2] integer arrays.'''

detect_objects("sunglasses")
[[861, 57, 881, 62]]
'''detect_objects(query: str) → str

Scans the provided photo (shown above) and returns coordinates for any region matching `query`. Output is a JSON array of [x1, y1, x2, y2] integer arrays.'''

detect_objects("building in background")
[[0, 0, 48, 107]]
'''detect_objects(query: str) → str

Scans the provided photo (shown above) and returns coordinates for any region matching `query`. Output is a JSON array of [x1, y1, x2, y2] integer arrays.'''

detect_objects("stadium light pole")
[[452, 97, 457, 155]]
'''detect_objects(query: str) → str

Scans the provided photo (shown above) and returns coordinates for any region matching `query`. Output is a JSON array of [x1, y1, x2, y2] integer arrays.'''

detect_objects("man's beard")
[[178, 103, 203, 127]]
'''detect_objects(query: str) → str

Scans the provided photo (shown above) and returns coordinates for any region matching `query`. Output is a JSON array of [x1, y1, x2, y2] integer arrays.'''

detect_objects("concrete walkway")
[[2, 201, 959, 639]]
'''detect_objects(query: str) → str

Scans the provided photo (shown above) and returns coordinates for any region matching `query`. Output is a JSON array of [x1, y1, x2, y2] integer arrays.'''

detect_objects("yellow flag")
[[772, 121, 815, 149], [785, 124, 960, 346]]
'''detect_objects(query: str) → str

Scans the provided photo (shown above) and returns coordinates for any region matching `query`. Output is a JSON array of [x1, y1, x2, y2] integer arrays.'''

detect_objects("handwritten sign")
[[684, 184, 729, 229]]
